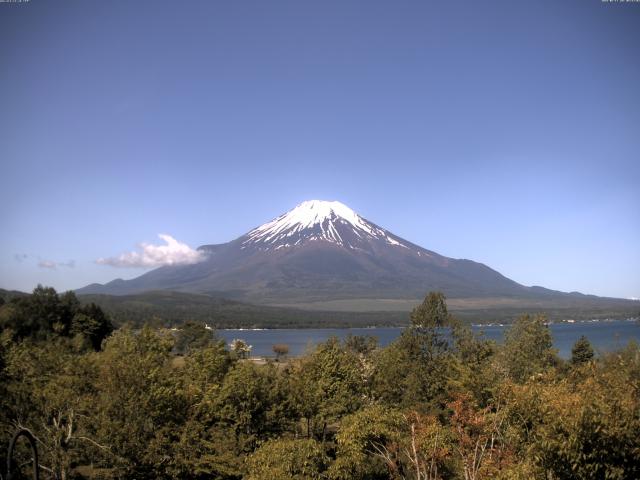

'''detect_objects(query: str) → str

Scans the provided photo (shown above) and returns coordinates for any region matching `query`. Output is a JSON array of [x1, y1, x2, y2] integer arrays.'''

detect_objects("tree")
[[343, 334, 378, 400], [0, 287, 111, 350], [168, 420, 245, 479], [502, 345, 640, 480], [216, 361, 295, 449], [331, 405, 405, 479], [410, 292, 450, 329], [0, 285, 67, 340], [29, 285, 68, 335], [59, 290, 81, 331], [70, 303, 114, 351], [291, 338, 364, 440], [571, 335, 594, 365], [332, 405, 452, 480], [230, 338, 252, 359], [372, 292, 453, 409], [1, 338, 103, 480], [182, 340, 234, 401], [168, 343, 239, 479], [175, 321, 215, 355], [500, 314, 558, 383], [246, 438, 329, 480], [273, 343, 289, 361], [448, 319, 498, 407], [447, 394, 512, 480], [90, 326, 186, 477], [344, 334, 378, 356]]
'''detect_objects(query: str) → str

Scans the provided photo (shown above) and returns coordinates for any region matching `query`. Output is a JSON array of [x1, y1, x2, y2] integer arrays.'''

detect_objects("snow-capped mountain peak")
[[242, 200, 409, 250]]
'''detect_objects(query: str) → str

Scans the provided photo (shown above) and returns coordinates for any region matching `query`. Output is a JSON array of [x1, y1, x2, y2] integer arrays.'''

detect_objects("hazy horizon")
[[1, 1, 639, 299]]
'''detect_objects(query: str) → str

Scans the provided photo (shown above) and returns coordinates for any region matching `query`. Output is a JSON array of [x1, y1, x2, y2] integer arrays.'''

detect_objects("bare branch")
[[76, 436, 112, 452]]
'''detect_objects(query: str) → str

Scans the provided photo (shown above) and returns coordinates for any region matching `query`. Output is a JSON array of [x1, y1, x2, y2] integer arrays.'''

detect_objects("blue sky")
[[1, 0, 639, 299]]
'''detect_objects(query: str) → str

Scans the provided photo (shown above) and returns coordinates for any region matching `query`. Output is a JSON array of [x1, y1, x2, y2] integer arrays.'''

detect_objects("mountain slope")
[[77, 200, 606, 304]]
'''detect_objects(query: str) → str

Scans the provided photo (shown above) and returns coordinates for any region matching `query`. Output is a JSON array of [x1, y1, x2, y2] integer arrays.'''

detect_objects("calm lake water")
[[218, 319, 640, 359]]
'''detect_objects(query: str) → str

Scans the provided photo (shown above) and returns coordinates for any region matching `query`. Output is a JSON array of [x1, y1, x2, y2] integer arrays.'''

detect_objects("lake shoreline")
[[217, 316, 639, 331], [217, 319, 640, 359]]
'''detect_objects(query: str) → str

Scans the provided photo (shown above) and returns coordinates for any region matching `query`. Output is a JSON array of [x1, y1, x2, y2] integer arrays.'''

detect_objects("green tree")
[[0, 287, 111, 349], [182, 340, 234, 402], [331, 404, 405, 479], [292, 337, 364, 440], [332, 405, 453, 480], [448, 319, 498, 406], [0, 285, 67, 340], [1, 338, 101, 479], [166, 342, 239, 478], [503, 345, 640, 480], [169, 420, 245, 479], [59, 290, 81, 329], [246, 438, 329, 480], [500, 314, 558, 383], [175, 321, 215, 355], [216, 361, 294, 447], [372, 292, 453, 409], [91, 326, 186, 477], [570, 335, 594, 365], [373, 331, 452, 409], [344, 334, 378, 356], [71, 303, 114, 351], [411, 292, 450, 329]]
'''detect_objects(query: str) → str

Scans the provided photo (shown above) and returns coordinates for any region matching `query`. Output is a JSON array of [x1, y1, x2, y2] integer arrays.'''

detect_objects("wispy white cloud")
[[37, 259, 76, 270], [38, 260, 57, 269], [96, 234, 206, 268], [15, 253, 75, 270]]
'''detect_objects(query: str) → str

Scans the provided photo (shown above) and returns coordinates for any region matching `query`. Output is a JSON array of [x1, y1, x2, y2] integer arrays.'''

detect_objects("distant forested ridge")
[[80, 290, 640, 328], [3, 288, 637, 330], [1, 287, 638, 479], [78, 290, 409, 329]]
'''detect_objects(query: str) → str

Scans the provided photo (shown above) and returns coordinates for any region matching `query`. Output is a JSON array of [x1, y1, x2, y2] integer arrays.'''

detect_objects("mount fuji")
[[78, 200, 595, 305]]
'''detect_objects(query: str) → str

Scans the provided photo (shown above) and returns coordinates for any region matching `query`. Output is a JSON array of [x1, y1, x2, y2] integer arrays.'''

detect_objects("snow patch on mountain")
[[242, 200, 410, 250]]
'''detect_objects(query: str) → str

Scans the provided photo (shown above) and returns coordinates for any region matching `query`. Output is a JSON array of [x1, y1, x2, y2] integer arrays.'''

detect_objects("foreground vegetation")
[[1, 287, 639, 479]]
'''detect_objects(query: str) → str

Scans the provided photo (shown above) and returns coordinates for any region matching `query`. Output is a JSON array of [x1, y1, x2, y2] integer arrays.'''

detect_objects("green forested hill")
[[77, 290, 640, 328], [77, 290, 408, 328], [4, 287, 637, 329], [0, 288, 29, 302]]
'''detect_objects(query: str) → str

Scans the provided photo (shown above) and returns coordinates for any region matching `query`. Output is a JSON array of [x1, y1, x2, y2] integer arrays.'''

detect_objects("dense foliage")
[[0, 287, 638, 479], [0, 285, 113, 349]]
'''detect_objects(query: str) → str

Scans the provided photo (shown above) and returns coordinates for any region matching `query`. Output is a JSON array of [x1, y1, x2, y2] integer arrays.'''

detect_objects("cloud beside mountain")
[[96, 234, 206, 268]]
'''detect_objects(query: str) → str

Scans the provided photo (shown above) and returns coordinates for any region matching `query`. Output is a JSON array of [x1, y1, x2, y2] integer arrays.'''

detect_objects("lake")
[[218, 319, 640, 359]]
